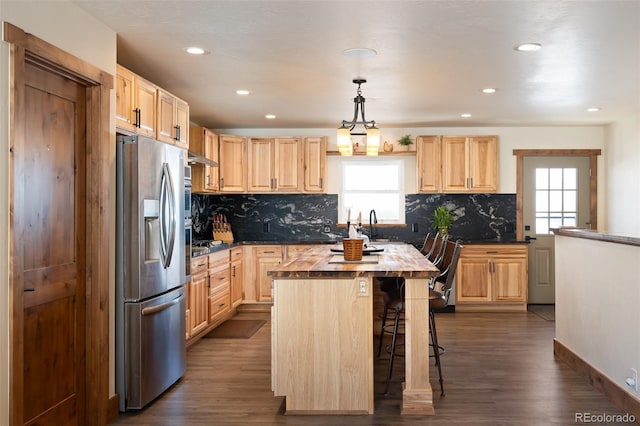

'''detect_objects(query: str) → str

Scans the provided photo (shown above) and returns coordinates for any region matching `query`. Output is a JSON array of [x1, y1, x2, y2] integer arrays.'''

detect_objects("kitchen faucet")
[[369, 209, 378, 240]]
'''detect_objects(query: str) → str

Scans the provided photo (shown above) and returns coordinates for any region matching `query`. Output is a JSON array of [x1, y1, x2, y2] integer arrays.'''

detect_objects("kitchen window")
[[340, 159, 405, 224]]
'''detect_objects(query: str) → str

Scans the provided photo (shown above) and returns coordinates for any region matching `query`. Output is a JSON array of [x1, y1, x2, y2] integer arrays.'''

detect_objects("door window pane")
[[536, 169, 549, 189], [564, 169, 577, 190], [563, 191, 577, 212], [535, 167, 578, 234], [549, 168, 563, 189]]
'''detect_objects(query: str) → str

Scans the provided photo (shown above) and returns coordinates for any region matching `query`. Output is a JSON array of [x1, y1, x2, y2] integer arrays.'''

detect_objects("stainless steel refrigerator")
[[115, 134, 187, 411]]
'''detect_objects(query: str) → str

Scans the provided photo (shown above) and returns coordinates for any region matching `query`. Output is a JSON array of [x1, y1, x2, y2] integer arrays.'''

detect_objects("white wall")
[[0, 2, 116, 423], [605, 114, 640, 236], [555, 234, 640, 399]]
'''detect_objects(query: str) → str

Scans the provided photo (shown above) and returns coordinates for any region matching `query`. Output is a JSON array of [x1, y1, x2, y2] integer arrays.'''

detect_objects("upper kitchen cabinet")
[[219, 134, 247, 192], [248, 137, 303, 193], [303, 137, 327, 193], [115, 64, 157, 137], [157, 88, 190, 149], [189, 127, 219, 193], [441, 136, 498, 193], [416, 136, 441, 193]]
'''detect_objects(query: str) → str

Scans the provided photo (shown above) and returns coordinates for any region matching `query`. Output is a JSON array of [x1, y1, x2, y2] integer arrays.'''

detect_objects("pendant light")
[[337, 78, 379, 156]]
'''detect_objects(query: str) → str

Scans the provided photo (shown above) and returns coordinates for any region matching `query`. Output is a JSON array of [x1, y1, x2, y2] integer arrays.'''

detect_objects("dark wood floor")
[[110, 309, 629, 425]]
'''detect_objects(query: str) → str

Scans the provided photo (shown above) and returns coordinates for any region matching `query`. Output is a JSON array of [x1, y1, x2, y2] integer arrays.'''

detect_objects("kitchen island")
[[268, 243, 440, 415]]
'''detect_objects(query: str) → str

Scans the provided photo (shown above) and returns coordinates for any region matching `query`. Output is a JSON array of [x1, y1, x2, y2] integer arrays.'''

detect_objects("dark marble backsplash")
[[192, 193, 516, 245]]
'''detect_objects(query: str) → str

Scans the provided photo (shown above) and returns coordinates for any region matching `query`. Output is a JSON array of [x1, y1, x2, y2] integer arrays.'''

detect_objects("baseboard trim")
[[237, 302, 273, 313], [108, 395, 119, 422], [554, 339, 640, 422]]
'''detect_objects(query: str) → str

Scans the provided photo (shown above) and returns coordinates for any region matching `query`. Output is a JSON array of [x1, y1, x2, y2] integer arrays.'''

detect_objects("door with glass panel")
[[523, 156, 591, 303]]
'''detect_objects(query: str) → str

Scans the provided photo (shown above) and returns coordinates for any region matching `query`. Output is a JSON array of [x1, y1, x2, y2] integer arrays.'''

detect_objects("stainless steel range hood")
[[187, 150, 218, 167]]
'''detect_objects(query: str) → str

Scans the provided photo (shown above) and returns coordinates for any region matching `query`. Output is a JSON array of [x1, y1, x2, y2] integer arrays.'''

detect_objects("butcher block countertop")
[[268, 243, 440, 279]]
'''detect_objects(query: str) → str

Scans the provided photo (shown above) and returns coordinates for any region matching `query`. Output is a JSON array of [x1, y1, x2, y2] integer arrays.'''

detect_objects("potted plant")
[[432, 206, 453, 235], [397, 134, 413, 150]]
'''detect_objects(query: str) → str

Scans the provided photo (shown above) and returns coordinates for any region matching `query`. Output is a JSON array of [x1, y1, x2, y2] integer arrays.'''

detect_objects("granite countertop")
[[191, 239, 340, 257], [191, 238, 529, 257]]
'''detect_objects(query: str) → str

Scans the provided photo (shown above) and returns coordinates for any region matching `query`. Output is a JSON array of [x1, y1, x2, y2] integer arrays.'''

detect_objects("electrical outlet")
[[262, 222, 270, 233], [323, 224, 331, 233], [411, 223, 419, 232], [358, 280, 369, 296]]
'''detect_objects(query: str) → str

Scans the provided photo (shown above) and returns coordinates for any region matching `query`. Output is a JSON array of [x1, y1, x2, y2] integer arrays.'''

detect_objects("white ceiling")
[[73, 0, 640, 130]]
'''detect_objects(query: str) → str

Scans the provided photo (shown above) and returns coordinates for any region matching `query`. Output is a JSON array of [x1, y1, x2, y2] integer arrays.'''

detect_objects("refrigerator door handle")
[[159, 162, 177, 269], [141, 293, 184, 316]]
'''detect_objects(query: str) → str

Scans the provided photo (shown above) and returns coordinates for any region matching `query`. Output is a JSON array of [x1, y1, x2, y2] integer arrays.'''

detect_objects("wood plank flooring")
[[110, 310, 631, 425]]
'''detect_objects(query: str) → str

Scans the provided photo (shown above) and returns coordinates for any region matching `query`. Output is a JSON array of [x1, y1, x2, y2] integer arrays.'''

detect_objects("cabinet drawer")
[[461, 245, 527, 258], [230, 247, 243, 261], [209, 250, 230, 268], [209, 289, 230, 321], [191, 256, 208, 273], [209, 266, 230, 294], [256, 246, 282, 257]]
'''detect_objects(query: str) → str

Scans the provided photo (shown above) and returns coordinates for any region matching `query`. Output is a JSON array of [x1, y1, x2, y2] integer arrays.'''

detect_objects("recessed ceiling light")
[[514, 43, 542, 52], [236, 90, 250, 96], [587, 107, 601, 112], [184, 46, 210, 55], [482, 88, 497, 94], [461, 113, 472, 118], [265, 114, 276, 119], [342, 48, 377, 57]]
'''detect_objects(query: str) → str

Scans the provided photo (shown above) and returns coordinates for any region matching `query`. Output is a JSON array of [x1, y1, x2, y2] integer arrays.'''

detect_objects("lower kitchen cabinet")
[[189, 256, 209, 337], [455, 244, 528, 311], [256, 246, 283, 302], [208, 251, 231, 323], [187, 248, 237, 345], [230, 246, 244, 307]]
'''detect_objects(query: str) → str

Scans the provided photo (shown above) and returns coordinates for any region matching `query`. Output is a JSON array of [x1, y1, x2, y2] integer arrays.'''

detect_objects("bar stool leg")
[[377, 305, 389, 359], [429, 310, 445, 396], [383, 307, 402, 395]]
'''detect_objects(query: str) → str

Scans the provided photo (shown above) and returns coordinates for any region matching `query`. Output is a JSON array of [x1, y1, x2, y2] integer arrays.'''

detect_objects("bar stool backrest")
[[430, 233, 449, 267], [431, 240, 463, 305]]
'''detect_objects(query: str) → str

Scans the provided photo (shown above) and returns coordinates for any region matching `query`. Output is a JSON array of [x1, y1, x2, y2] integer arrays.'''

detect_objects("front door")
[[523, 156, 591, 304], [14, 59, 87, 425]]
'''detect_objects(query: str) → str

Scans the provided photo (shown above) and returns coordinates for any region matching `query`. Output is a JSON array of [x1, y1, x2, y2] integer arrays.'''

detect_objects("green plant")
[[432, 206, 453, 234], [397, 134, 413, 146]]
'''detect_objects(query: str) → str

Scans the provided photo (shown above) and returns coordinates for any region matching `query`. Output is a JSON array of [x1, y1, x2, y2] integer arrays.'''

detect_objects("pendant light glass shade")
[[366, 127, 380, 156], [337, 127, 353, 156], [337, 78, 379, 156]]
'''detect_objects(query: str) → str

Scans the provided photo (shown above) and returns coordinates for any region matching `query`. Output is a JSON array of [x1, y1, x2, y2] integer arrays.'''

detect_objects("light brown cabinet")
[[157, 88, 189, 149], [189, 127, 220, 192], [255, 245, 283, 302], [442, 136, 498, 192], [230, 247, 244, 308], [189, 256, 209, 337], [455, 244, 528, 311], [219, 134, 247, 192], [303, 137, 327, 193], [115, 64, 157, 137], [248, 137, 302, 192], [416, 136, 441, 192], [188, 249, 236, 344], [208, 251, 231, 323]]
